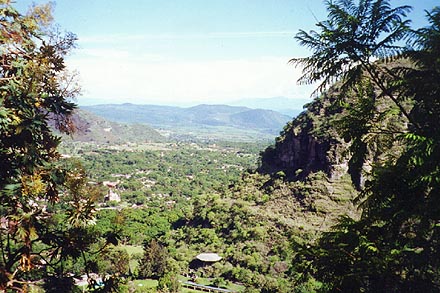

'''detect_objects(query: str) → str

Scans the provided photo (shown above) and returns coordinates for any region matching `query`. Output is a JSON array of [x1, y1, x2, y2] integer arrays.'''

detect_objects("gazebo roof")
[[195, 252, 222, 262]]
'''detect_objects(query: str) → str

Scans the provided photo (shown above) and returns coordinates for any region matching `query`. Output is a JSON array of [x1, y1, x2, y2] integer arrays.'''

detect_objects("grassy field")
[[121, 244, 144, 255], [120, 244, 144, 272], [131, 279, 243, 293], [130, 279, 158, 289]]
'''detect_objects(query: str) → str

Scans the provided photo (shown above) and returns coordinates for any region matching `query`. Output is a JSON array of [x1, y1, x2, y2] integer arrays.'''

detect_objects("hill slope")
[[63, 109, 165, 143], [229, 96, 310, 116]]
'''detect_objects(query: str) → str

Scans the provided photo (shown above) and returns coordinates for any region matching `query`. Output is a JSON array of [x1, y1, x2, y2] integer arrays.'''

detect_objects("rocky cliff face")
[[262, 129, 334, 176], [259, 94, 349, 180], [259, 84, 406, 188]]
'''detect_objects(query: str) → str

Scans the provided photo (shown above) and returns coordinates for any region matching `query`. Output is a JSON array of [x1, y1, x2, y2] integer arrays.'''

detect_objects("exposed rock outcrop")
[[259, 84, 406, 187], [259, 95, 349, 180]]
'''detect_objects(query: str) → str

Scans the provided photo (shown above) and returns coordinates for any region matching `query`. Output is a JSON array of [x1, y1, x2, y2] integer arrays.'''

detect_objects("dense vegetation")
[[65, 140, 357, 292], [75, 142, 259, 205], [0, 2, 114, 292], [283, 1, 440, 291]]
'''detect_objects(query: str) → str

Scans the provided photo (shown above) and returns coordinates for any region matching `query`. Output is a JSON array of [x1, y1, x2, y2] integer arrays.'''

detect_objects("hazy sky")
[[16, 0, 439, 106]]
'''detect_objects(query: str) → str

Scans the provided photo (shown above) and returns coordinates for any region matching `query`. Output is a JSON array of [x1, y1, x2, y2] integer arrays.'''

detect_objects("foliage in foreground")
[[291, 1, 440, 291], [0, 2, 120, 292]]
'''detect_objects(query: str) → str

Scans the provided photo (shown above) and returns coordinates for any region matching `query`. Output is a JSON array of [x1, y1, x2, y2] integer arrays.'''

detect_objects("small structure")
[[196, 253, 222, 262], [190, 253, 222, 270], [103, 181, 121, 202]]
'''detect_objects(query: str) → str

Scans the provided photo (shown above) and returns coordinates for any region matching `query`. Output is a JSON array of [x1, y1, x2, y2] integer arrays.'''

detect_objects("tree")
[[292, 0, 414, 125], [292, 1, 440, 291], [291, 0, 417, 186], [97, 247, 130, 276], [0, 2, 104, 291], [138, 239, 169, 279], [157, 272, 180, 293]]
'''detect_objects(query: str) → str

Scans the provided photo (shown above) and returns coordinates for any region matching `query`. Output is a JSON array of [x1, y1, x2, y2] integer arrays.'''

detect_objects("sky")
[[15, 0, 440, 106]]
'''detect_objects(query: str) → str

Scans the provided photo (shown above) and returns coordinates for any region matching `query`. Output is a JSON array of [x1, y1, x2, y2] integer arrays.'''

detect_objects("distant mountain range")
[[228, 96, 311, 116], [82, 103, 291, 135]]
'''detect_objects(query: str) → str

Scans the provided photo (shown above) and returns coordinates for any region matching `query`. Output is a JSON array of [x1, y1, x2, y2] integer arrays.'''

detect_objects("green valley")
[[57, 137, 356, 292], [82, 103, 291, 142]]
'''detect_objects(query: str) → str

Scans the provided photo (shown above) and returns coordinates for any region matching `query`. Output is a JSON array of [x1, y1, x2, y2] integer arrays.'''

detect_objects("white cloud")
[[74, 48, 131, 59], [78, 31, 296, 44], [66, 50, 313, 106]]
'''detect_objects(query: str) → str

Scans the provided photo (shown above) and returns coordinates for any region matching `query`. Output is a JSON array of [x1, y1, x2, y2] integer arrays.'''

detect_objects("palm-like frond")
[[291, 0, 412, 95]]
